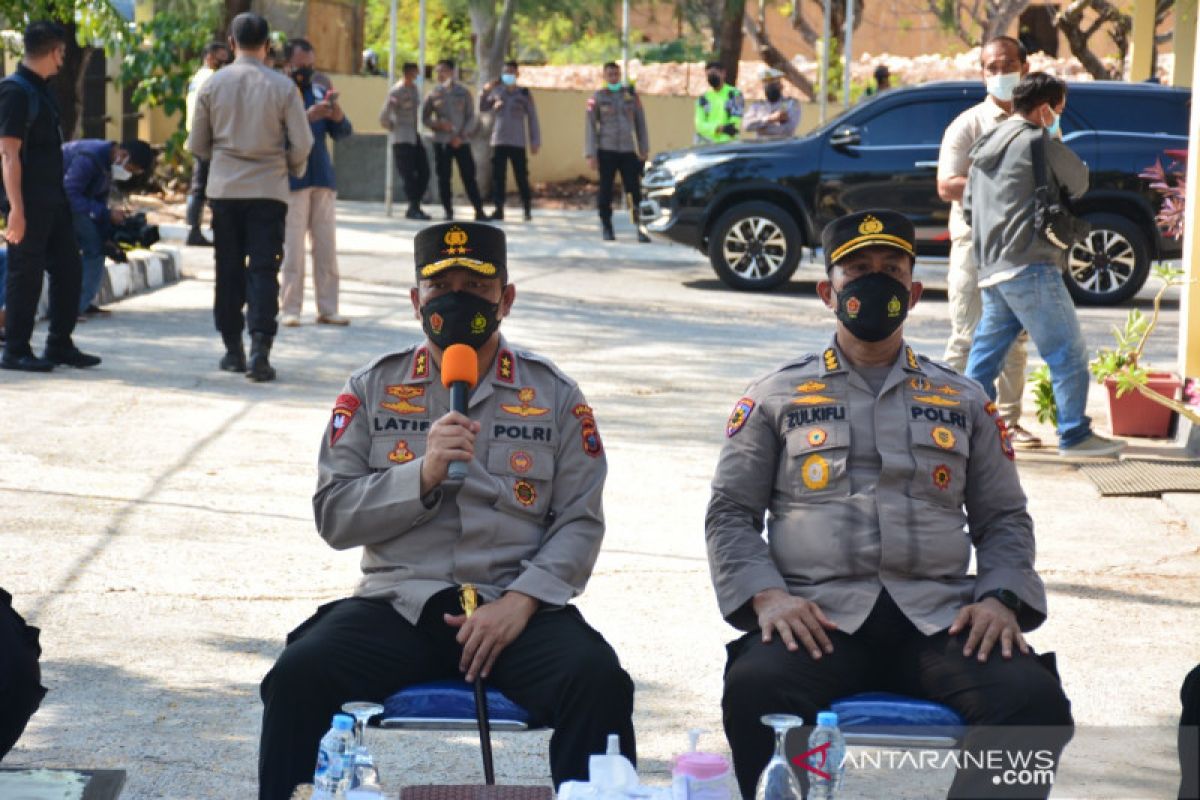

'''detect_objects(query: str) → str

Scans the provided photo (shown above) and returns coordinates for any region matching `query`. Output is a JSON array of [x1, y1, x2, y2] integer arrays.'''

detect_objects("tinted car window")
[[1066, 91, 1189, 135], [858, 100, 965, 145]]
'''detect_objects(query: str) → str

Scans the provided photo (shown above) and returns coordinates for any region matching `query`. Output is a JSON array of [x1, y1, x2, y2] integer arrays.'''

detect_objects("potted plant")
[[1089, 265, 1199, 437]]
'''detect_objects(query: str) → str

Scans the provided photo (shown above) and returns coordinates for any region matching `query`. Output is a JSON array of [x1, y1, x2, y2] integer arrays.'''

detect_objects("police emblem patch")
[[470, 313, 488, 335], [513, 479, 537, 506], [388, 440, 416, 463], [801, 454, 830, 490], [443, 225, 469, 254], [329, 393, 360, 446], [807, 428, 828, 447], [509, 450, 533, 474], [792, 395, 838, 406], [430, 313, 445, 335], [846, 297, 861, 318], [932, 464, 952, 490], [726, 397, 755, 438], [574, 404, 604, 457], [984, 402, 1016, 460], [381, 384, 426, 415], [858, 215, 884, 235], [931, 426, 956, 450], [887, 295, 902, 317]]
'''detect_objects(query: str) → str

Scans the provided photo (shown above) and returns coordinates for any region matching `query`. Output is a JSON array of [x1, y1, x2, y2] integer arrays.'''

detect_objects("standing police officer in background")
[[257, 222, 636, 800], [742, 67, 799, 141], [481, 60, 540, 222], [381, 62, 432, 221], [585, 62, 650, 243], [0, 21, 99, 373], [422, 59, 487, 222], [708, 209, 1072, 799], [695, 61, 743, 144]]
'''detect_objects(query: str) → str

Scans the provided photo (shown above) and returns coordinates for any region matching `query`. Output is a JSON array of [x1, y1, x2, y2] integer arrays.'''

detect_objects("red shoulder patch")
[[573, 403, 603, 458], [329, 393, 361, 446]]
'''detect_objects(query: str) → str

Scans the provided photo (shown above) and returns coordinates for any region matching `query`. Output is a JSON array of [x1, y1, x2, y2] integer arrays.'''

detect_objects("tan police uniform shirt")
[[380, 82, 421, 146], [187, 55, 313, 204], [938, 97, 1009, 242], [584, 88, 649, 157], [315, 336, 607, 624], [421, 82, 477, 144], [480, 85, 541, 149], [706, 336, 1045, 636]]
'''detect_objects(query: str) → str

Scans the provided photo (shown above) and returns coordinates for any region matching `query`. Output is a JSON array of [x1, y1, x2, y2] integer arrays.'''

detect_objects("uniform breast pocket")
[[487, 445, 554, 520], [783, 424, 851, 499], [909, 421, 969, 507], [368, 435, 427, 471], [600, 103, 617, 118]]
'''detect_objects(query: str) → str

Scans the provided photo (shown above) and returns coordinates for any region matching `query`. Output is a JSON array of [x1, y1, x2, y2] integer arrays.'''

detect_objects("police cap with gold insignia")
[[821, 209, 916, 272], [414, 222, 507, 283]]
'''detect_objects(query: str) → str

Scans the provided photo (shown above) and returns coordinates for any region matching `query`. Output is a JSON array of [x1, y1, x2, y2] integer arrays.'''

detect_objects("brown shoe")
[[1009, 424, 1043, 449], [316, 314, 350, 326]]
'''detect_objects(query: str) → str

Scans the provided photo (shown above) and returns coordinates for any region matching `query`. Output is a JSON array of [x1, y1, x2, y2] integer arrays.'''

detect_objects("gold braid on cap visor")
[[419, 257, 499, 278], [828, 234, 915, 264]]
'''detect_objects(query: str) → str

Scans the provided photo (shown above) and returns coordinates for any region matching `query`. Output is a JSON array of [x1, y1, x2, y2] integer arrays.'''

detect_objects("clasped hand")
[[444, 592, 538, 681]]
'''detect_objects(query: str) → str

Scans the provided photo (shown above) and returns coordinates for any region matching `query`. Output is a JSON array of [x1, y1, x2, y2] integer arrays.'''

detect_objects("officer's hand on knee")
[[444, 592, 538, 681], [420, 411, 481, 493], [752, 588, 838, 660], [949, 599, 1028, 663]]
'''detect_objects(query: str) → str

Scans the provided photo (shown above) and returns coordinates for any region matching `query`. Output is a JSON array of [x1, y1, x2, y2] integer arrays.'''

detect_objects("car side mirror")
[[830, 126, 861, 148]]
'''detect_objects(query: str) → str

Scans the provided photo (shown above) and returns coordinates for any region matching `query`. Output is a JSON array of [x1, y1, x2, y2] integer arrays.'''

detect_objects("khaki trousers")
[[281, 187, 339, 317], [944, 236, 1027, 427]]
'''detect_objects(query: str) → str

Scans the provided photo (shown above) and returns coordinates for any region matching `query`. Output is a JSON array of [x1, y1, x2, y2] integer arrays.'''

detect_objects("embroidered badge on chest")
[[509, 450, 533, 474], [513, 478, 537, 506], [807, 428, 828, 447], [381, 384, 426, 414], [801, 454, 830, 490], [931, 426, 956, 450], [932, 464, 952, 490], [501, 387, 550, 417], [388, 440, 416, 463]]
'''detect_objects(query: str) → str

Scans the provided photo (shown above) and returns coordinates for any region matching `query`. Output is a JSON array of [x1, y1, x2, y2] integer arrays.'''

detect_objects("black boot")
[[44, 338, 101, 368], [246, 332, 276, 382], [219, 333, 246, 373], [602, 220, 615, 241]]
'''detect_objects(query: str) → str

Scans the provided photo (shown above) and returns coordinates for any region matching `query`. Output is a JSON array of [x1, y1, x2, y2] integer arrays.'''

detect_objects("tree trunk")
[[982, 0, 1032, 42], [50, 22, 92, 141], [1055, 0, 1125, 79], [223, 0, 253, 36], [743, 12, 816, 98], [717, 0, 746, 82]]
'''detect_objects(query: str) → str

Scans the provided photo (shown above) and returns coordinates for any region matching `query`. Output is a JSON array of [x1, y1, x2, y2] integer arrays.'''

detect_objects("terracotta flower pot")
[[1104, 372, 1182, 438]]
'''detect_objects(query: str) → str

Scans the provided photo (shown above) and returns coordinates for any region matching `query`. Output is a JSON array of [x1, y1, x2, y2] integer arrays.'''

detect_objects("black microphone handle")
[[448, 381, 470, 480]]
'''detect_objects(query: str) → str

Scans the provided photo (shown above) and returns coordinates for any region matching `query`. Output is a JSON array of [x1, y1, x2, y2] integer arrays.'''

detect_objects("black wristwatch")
[[980, 589, 1023, 615]]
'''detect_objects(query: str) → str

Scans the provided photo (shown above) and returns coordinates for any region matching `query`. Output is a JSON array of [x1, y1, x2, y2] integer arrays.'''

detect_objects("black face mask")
[[706, 73, 722, 89], [293, 66, 314, 87], [765, 85, 782, 103], [420, 290, 502, 350], [833, 272, 910, 342]]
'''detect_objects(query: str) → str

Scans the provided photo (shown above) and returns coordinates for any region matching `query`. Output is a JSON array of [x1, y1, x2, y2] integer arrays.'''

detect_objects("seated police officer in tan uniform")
[[707, 210, 1073, 799], [258, 222, 636, 800]]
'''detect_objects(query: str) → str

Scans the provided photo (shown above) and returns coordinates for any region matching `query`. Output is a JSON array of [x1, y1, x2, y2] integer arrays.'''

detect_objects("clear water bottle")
[[806, 711, 845, 800], [314, 713, 356, 798]]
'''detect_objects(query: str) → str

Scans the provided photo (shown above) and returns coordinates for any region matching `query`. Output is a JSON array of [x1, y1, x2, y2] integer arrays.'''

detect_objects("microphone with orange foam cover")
[[441, 344, 478, 480]]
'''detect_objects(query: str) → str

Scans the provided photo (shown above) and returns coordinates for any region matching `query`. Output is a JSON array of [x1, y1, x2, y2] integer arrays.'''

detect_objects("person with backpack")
[[0, 21, 100, 372], [62, 138, 156, 317]]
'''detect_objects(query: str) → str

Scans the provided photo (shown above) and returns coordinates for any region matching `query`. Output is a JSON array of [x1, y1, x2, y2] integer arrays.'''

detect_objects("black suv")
[[640, 80, 1189, 304]]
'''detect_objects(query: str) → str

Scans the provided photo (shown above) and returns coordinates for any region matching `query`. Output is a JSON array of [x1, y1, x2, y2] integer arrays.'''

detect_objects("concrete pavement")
[[0, 204, 1196, 799]]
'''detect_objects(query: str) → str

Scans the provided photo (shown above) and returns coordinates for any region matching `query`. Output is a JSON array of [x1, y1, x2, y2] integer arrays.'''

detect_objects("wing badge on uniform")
[[792, 395, 838, 406], [794, 381, 827, 393], [381, 384, 426, 414], [726, 397, 755, 438], [329, 393, 360, 446], [913, 394, 961, 407], [501, 387, 550, 417]]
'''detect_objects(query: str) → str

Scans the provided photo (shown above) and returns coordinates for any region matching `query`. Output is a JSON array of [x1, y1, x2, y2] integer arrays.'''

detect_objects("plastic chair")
[[831, 692, 967, 749]]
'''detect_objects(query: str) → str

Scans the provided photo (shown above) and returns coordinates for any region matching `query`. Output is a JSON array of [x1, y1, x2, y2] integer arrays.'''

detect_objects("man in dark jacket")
[[0, 22, 99, 372], [62, 138, 155, 316], [0, 588, 45, 761]]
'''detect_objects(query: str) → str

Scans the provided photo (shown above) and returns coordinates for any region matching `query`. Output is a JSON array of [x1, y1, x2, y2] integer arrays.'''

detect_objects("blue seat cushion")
[[831, 692, 966, 731], [382, 680, 532, 724]]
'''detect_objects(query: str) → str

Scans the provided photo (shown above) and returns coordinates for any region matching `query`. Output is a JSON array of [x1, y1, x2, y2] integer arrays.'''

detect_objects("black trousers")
[[1181, 664, 1200, 799], [186, 157, 210, 229], [596, 149, 643, 223], [2, 201, 81, 358], [393, 142, 430, 209], [491, 145, 531, 212], [723, 591, 1073, 799], [210, 198, 287, 339], [0, 589, 46, 760], [433, 142, 484, 215], [258, 592, 636, 800]]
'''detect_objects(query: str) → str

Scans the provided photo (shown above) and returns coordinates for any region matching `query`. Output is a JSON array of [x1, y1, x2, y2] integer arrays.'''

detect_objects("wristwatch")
[[980, 589, 1023, 615]]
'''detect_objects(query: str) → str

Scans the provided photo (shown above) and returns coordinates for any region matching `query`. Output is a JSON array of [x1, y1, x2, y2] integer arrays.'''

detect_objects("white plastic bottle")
[[313, 713, 356, 798], [806, 712, 845, 800]]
